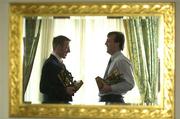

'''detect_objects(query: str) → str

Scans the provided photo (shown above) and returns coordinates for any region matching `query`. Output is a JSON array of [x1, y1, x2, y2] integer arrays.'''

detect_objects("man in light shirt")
[[40, 35, 76, 103], [99, 31, 135, 104]]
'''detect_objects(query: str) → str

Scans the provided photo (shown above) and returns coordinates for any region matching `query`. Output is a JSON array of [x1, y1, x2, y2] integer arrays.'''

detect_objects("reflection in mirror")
[[23, 15, 163, 105]]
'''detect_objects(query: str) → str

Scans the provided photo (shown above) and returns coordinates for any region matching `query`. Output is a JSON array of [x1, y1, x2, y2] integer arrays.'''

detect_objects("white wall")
[[175, 0, 180, 119], [0, 0, 178, 119]]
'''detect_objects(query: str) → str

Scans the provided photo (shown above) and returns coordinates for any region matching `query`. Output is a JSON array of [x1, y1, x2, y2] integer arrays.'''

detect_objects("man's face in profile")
[[105, 34, 118, 55], [57, 40, 70, 58]]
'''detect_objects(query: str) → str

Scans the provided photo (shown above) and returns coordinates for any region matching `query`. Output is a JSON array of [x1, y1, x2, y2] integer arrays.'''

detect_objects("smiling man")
[[98, 31, 135, 104]]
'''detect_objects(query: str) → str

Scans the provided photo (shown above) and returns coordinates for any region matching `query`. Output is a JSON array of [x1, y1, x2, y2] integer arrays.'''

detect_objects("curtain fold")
[[23, 17, 42, 98], [123, 16, 160, 104], [40, 16, 54, 62], [24, 16, 54, 103]]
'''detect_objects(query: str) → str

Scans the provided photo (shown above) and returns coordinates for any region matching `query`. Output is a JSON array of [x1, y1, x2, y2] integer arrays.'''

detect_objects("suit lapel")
[[49, 54, 66, 69]]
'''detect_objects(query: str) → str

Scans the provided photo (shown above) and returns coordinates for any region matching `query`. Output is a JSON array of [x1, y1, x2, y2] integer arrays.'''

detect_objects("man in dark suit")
[[40, 35, 76, 103]]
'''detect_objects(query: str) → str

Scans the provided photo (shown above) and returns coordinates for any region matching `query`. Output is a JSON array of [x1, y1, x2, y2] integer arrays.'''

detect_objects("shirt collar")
[[110, 50, 122, 61], [51, 51, 63, 63]]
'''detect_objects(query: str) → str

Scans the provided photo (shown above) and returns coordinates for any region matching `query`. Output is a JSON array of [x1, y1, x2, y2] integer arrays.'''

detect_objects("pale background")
[[0, 0, 178, 119]]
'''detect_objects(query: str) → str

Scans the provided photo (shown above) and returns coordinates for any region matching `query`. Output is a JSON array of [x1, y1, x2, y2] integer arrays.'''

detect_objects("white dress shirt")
[[99, 50, 135, 96]]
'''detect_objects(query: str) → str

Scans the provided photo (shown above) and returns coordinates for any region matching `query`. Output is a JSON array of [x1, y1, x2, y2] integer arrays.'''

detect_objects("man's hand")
[[100, 83, 112, 93], [66, 86, 76, 96]]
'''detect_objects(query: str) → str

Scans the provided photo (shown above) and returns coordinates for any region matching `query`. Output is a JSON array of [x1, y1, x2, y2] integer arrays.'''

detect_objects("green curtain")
[[123, 16, 160, 105], [23, 17, 42, 98]]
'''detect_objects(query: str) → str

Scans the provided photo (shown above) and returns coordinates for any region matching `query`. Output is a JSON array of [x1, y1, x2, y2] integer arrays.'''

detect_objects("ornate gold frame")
[[9, 2, 175, 119]]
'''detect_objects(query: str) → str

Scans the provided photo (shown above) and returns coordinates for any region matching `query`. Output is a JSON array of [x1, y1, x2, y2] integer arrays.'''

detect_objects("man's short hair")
[[52, 35, 70, 50], [107, 31, 125, 51]]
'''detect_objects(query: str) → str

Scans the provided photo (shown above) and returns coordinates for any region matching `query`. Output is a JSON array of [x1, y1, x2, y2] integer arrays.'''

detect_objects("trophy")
[[95, 69, 124, 89], [58, 69, 83, 91]]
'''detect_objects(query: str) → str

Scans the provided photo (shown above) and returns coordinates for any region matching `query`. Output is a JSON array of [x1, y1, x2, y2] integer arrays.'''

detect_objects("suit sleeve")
[[40, 61, 69, 98]]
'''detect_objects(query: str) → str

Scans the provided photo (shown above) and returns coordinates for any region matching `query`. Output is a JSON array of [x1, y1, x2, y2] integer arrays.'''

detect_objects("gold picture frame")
[[9, 2, 175, 118]]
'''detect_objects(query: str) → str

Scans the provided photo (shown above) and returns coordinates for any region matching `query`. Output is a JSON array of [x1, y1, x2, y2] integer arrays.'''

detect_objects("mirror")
[[9, 2, 175, 118], [23, 15, 163, 105]]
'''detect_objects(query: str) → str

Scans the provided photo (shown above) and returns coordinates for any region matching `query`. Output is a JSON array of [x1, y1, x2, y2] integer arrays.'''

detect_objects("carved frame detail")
[[9, 2, 175, 119]]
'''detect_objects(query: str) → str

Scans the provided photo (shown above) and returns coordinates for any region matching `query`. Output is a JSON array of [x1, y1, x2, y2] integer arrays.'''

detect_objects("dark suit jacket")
[[40, 54, 72, 103]]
